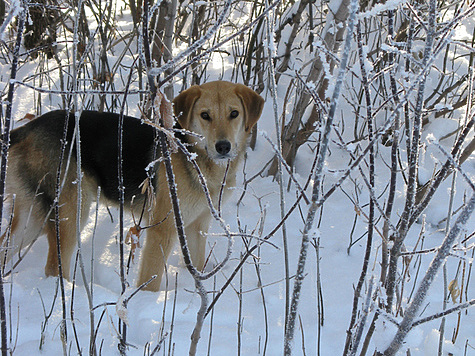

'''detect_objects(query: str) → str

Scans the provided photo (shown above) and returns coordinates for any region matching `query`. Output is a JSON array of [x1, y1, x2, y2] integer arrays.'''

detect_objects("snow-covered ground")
[[1, 2, 474, 355], [3, 89, 474, 355]]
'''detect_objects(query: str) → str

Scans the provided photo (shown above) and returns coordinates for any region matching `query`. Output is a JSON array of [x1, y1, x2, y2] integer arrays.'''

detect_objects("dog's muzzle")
[[215, 140, 231, 157]]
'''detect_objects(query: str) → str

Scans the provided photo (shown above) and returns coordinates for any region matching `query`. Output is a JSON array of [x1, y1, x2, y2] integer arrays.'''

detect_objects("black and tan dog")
[[2, 81, 264, 291]]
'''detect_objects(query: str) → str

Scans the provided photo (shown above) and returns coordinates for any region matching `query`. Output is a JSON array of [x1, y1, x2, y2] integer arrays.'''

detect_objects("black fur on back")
[[10, 110, 156, 204]]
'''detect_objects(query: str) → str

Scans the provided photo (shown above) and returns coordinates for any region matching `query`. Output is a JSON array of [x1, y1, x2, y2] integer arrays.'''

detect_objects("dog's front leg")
[[185, 212, 212, 272], [137, 216, 176, 292]]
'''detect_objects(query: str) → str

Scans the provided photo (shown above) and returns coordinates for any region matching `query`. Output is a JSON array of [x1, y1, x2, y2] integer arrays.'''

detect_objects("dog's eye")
[[200, 112, 211, 121], [230, 110, 239, 119]]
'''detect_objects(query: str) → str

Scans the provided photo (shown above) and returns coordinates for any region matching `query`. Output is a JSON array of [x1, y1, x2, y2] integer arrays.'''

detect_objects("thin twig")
[[382, 192, 475, 355], [343, 20, 376, 356], [264, 1, 291, 332], [0, 4, 27, 355], [284, 0, 358, 353], [412, 299, 475, 327]]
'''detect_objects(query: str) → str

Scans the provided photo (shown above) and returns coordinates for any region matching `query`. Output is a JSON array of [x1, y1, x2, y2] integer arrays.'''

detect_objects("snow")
[[1, 3, 474, 356], [357, 0, 408, 19], [3, 110, 474, 354]]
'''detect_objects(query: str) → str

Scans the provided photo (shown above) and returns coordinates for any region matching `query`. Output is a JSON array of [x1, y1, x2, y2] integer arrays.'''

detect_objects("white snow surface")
[[1, 7, 474, 356], [3, 87, 473, 356]]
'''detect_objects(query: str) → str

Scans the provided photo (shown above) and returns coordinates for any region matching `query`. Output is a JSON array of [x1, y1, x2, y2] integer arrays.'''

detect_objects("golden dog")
[[1, 81, 264, 291]]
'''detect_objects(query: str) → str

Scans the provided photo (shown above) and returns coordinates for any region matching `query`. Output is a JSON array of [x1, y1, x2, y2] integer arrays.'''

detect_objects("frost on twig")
[[284, 0, 359, 353], [382, 192, 475, 355]]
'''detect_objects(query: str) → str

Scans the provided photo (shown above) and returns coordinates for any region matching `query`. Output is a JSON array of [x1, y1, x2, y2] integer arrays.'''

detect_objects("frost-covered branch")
[[158, 0, 282, 87], [381, 192, 475, 355], [410, 113, 475, 228], [343, 20, 376, 356], [265, 0, 291, 332], [429, 136, 475, 192], [116, 59, 138, 356], [150, 0, 233, 79], [11, 80, 148, 95], [411, 299, 475, 327], [0, 4, 27, 355], [284, 0, 359, 352], [385, 0, 439, 313]]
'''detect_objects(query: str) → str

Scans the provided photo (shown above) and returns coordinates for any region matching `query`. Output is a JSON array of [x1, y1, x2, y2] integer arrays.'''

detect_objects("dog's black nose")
[[215, 140, 231, 156]]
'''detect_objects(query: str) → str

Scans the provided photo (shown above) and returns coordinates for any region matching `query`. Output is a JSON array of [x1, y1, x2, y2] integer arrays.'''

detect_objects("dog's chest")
[[169, 158, 236, 219]]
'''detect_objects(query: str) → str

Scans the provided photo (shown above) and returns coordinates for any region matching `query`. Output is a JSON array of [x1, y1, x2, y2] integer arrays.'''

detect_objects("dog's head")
[[173, 81, 264, 163]]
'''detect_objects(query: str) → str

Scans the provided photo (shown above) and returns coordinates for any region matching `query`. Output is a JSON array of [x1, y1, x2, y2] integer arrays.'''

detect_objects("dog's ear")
[[173, 85, 202, 129], [234, 84, 264, 132]]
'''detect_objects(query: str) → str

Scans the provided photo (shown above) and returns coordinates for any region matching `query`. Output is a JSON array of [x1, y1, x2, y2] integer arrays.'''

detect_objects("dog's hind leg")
[[0, 205, 20, 268], [44, 222, 74, 279], [44, 180, 94, 280], [0, 194, 45, 271]]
